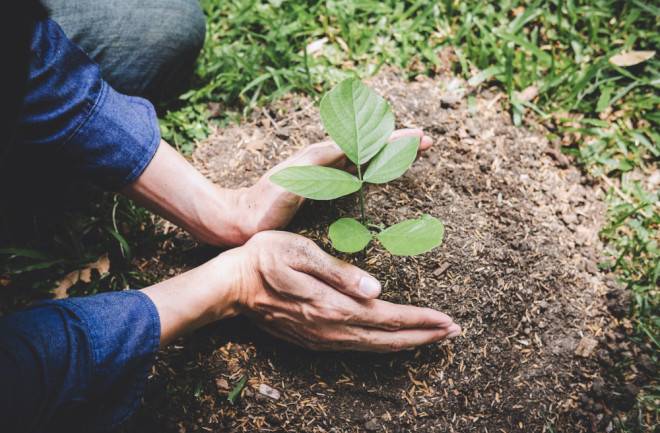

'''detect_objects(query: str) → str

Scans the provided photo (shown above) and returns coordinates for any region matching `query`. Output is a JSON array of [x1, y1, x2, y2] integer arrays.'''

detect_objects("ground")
[[118, 71, 639, 433]]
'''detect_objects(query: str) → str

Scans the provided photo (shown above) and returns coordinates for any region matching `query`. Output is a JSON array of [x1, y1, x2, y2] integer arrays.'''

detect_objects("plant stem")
[[358, 187, 366, 225], [356, 163, 366, 224]]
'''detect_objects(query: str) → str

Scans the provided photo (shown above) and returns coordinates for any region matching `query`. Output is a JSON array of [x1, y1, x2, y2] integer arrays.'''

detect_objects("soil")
[[121, 70, 630, 432]]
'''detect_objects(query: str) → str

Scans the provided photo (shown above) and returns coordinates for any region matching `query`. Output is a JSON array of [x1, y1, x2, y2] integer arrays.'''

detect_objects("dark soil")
[[121, 71, 629, 432]]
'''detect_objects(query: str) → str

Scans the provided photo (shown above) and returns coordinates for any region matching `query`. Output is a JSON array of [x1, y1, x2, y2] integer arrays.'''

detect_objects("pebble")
[[258, 383, 281, 400]]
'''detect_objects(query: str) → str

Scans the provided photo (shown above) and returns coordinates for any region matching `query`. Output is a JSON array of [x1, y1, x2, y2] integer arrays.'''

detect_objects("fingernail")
[[446, 324, 462, 339], [421, 136, 432, 148], [358, 276, 381, 298]]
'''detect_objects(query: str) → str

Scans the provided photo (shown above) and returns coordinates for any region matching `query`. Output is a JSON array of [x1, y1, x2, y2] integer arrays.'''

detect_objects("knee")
[[119, 0, 206, 99], [44, 0, 206, 98], [143, 0, 206, 98], [163, 0, 206, 62], [144, 0, 206, 71]]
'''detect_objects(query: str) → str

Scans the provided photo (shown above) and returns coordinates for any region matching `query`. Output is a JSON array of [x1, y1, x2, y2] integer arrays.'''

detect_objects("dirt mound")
[[128, 71, 617, 432]]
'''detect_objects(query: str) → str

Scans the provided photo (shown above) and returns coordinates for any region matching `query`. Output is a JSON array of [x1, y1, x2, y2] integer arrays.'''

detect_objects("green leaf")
[[320, 78, 394, 165], [104, 226, 132, 260], [328, 218, 372, 253], [0, 248, 52, 260], [376, 215, 444, 256], [270, 166, 362, 200], [363, 136, 420, 184], [596, 87, 613, 112], [227, 375, 247, 405]]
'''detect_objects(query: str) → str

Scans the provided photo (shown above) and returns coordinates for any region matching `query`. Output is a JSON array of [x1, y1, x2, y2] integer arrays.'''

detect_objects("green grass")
[[0, 0, 657, 428]]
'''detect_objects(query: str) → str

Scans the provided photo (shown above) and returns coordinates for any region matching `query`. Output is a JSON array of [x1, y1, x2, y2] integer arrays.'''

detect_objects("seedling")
[[271, 78, 444, 256]]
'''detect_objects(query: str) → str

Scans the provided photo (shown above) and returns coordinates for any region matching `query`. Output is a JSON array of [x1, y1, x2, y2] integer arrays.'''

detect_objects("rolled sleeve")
[[16, 18, 160, 190], [0, 290, 160, 433], [67, 81, 161, 188]]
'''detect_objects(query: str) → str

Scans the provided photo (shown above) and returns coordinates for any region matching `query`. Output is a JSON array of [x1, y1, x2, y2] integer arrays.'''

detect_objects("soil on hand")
[[123, 71, 623, 432]]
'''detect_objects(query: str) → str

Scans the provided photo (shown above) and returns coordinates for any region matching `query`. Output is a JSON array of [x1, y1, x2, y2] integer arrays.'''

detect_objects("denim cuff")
[[64, 81, 161, 190], [58, 290, 161, 431], [17, 19, 161, 191]]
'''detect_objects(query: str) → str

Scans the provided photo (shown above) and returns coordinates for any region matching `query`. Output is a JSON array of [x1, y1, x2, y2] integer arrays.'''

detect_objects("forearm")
[[121, 140, 252, 246], [141, 248, 246, 346]]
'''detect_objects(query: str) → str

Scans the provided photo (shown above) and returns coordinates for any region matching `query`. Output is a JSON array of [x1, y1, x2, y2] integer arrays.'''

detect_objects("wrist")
[[202, 246, 256, 320], [141, 248, 250, 346], [233, 185, 262, 240], [194, 186, 254, 246]]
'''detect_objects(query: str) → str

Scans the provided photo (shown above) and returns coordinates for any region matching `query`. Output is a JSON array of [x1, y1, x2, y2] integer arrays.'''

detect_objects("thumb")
[[291, 238, 381, 299], [286, 141, 346, 169]]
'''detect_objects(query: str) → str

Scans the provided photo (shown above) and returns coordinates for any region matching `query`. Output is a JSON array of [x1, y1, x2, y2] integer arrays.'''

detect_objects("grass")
[[0, 0, 657, 429], [0, 192, 162, 306]]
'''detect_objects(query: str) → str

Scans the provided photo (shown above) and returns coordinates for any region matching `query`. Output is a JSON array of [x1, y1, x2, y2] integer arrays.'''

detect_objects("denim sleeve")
[[16, 18, 160, 190], [0, 291, 160, 433]]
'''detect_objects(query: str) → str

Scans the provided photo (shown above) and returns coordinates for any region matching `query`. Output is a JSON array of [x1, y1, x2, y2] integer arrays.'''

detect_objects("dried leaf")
[[575, 337, 598, 357], [516, 85, 539, 102], [245, 130, 265, 151], [609, 50, 655, 67], [215, 378, 230, 392], [305, 37, 328, 56], [53, 254, 110, 299]]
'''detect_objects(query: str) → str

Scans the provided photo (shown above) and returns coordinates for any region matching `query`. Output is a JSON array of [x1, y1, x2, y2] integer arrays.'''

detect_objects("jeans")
[[41, 0, 206, 100]]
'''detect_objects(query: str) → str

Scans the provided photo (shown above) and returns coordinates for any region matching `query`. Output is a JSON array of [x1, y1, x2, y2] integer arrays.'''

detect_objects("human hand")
[[238, 128, 433, 237], [231, 231, 460, 352], [124, 130, 431, 249]]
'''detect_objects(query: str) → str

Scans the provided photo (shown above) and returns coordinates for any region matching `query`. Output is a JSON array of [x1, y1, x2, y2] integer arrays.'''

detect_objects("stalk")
[[356, 163, 366, 224]]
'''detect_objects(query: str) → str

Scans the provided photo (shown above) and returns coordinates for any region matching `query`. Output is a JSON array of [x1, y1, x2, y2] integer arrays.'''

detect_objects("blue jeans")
[[42, 0, 206, 100]]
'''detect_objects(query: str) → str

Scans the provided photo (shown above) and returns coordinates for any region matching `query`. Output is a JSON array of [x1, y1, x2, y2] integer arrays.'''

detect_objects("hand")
[[124, 130, 431, 248], [238, 128, 433, 237], [232, 231, 460, 352]]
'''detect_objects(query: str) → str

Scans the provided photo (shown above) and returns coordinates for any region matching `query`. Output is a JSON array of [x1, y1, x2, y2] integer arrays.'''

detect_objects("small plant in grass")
[[271, 78, 444, 256]]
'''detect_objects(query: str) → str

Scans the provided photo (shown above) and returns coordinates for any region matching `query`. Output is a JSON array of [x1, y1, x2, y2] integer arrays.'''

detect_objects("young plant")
[[271, 78, 444, 256]]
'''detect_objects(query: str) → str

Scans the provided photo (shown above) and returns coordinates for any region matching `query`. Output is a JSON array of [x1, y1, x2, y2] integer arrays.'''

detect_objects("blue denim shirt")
[[17, 18, 160, 189], [0, 292, 160, 433], [0, 18, 162, 433]]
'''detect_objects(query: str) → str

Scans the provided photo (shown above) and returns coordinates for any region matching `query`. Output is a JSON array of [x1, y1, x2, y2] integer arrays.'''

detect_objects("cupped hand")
[[231, 231, 460, 352], [239, 129, 433, 236]]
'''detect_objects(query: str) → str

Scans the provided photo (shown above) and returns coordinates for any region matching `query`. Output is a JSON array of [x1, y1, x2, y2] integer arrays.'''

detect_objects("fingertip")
[[357, 275, 382, 299], [420, 135, 433, 150], [446, 323, 462, 339], [430, 310, 454, 328], [390, 128, 423, 142]]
